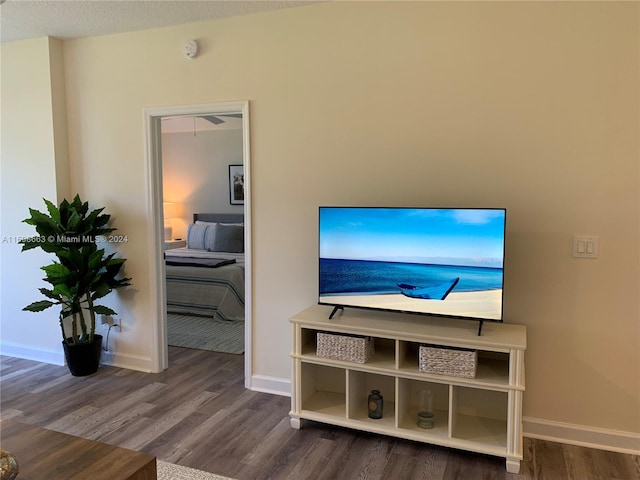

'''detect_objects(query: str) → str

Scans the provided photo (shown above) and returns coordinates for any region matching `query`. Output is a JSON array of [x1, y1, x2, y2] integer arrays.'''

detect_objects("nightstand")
[[164, 239, 186, 250]]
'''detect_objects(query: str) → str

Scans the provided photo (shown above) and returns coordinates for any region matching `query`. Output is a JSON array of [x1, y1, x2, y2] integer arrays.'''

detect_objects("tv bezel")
[[317, 206, 507, 333]]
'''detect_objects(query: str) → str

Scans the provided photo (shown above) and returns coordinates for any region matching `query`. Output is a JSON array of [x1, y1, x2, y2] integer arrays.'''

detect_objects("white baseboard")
[[100, 350, 152, 373], [0, 342, 64, 365], [523, 416, 640, 455], [250, 374, 291, 397], [0, 342, 152, 373]]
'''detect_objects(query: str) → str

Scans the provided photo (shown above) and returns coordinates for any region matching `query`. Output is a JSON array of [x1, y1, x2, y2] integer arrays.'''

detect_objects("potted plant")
[[20, 195, 131, 376]]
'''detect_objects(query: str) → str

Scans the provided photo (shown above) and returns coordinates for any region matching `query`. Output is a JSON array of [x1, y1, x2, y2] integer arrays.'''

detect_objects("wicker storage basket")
[[316, 332, 374, 363], [419, 345, 477, 378]]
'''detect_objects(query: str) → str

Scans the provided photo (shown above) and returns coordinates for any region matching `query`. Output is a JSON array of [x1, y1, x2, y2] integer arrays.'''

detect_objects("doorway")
[[144, 101, 252, 387]]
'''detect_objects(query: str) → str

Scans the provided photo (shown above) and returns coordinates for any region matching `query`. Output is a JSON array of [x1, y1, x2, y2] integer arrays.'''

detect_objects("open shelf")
[[452, 413, 508, 449], [300, 330, 396, 370], [300, 328, 318, 356], [290, 305, 526, 473], [366, 338, 396, 370], [396, 341, 511, 387], [300, 363, 346, 417], [347, 370, 395, 425], [451, 386, 508, 449], [397, 378, 449, 439]]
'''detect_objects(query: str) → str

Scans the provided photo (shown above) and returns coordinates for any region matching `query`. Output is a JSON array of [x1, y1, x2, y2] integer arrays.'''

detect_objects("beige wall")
[[1, 1, 638, 446], [162, 128, 243, 239], [0, 37, 69, 362]]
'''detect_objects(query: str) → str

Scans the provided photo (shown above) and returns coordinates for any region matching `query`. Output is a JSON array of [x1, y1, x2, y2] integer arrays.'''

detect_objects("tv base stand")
[[328, 305, 344, 319], [289, 305, 527, 473]]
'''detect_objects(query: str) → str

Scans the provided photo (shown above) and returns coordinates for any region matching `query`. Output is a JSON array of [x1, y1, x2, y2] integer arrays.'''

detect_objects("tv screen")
[[319, 207, 506, 324]]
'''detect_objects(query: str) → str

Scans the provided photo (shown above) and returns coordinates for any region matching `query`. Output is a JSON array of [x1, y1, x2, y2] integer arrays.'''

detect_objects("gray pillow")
[[203, 223, 218, 251], [210, 224, 244, 253]]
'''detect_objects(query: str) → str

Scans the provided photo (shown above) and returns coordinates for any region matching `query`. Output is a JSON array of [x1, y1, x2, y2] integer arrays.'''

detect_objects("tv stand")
[[328, 305, 344, 319], [289, 305, 526, 473]]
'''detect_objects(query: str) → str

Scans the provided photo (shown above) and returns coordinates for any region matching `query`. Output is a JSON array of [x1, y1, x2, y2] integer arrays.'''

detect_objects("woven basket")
[[419, 345, 477, 378], [316, 332, 374, 363]]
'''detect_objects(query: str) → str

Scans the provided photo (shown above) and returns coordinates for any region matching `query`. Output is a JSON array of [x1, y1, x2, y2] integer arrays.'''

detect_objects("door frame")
[[143, 101, 252, 386]]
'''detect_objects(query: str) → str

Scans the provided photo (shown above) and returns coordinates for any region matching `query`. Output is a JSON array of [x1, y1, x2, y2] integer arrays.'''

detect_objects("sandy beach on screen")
[[320, 289, 502, 320]]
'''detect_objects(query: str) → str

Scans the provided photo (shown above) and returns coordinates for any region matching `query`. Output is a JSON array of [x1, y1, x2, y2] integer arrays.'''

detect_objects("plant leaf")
[[44, 198, 61, 224], [38, 288, 60, 300], [91, 305, 117, 315], [23, 300, 56, 312]]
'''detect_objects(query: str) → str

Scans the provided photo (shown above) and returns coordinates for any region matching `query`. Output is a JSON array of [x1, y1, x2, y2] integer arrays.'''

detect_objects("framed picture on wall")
[[229, 164, 244, 205]]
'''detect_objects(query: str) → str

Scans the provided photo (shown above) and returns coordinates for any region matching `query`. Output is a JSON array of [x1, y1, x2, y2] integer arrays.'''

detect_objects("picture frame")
[[228, 164, 244, 205]]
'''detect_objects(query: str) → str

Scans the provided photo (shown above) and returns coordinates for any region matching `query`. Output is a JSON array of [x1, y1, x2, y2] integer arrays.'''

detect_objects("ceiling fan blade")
[[202, 115, 225, 125]]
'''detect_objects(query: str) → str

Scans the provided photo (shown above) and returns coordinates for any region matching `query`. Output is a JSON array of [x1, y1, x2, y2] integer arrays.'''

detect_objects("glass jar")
[[417, 389, 434, 429]]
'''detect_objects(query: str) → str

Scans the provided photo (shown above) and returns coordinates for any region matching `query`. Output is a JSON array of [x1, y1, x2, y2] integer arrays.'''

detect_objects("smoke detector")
[[183, 40, 198, 59]]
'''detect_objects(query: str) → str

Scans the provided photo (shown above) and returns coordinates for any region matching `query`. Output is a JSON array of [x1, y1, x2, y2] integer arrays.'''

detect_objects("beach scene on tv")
[[319, 207, 506, 321]]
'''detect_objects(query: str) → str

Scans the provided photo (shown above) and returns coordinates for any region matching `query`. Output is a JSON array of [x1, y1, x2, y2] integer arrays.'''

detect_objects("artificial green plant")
[[20, 195, 131, 345]]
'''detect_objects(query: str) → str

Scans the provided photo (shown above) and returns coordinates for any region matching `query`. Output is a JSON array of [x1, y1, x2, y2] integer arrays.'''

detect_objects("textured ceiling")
[[0, 0, 318, 43]]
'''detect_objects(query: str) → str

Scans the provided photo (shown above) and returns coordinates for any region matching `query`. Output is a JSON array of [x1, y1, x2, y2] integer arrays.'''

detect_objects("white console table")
[[289, 305, 526, 473]]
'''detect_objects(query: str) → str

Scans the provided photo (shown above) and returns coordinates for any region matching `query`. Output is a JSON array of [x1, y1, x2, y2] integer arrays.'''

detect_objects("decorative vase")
[[368, 389, 383, 419], [417, 389, 435, 429], [0, 449, 19, 480], [62, 334, 103, 376]]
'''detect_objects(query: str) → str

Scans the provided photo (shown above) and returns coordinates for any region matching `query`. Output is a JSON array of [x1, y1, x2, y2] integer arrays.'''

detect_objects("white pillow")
[[186, 223, 209, 249]]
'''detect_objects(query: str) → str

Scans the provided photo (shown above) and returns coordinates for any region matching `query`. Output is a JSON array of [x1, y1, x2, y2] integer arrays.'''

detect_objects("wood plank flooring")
[[1, 347, 638, 480]]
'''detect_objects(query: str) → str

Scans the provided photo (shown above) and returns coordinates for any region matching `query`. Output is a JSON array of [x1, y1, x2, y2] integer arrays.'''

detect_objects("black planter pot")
[[62, 334, 103, 376]]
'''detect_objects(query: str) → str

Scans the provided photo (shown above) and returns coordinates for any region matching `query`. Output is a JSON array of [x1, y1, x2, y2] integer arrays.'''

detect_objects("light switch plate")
[[573, 235, 599, 259]]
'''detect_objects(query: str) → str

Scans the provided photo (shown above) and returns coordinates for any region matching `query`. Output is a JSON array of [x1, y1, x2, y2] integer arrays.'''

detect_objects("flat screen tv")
[[318, 207, 506, 334]]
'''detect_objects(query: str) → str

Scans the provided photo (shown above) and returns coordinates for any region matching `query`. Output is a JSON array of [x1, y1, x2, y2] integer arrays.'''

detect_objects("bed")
[[164, 213, 245, 322]]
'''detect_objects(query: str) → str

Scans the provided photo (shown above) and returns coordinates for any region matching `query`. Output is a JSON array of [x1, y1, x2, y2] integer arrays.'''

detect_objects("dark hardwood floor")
[[1, 347, 637, 480]]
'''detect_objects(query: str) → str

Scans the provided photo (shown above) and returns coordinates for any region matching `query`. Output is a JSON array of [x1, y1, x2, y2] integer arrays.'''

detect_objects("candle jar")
[[368, 389, 383, 419], [417, 388, 434, 429]]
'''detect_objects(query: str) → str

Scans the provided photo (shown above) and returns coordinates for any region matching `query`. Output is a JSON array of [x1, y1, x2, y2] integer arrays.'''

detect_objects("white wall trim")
[[100, 350, 153, 373], [143, 110, 167, 373], [250, 374, 291, 397], [0, 342, 64, 366], [523, 416, 640, 455], [0, 342, 154, 373], [143, 101, 252, 381]]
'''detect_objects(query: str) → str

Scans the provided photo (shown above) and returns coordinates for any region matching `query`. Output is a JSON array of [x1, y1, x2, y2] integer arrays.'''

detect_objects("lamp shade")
[[163, 202, 178, 219], [163, 202, 179, 241]]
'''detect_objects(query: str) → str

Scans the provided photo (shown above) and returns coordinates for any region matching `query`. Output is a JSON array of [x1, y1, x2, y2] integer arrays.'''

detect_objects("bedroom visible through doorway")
[[160, 115, 246, 357], [144, 101, 252, 386]]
